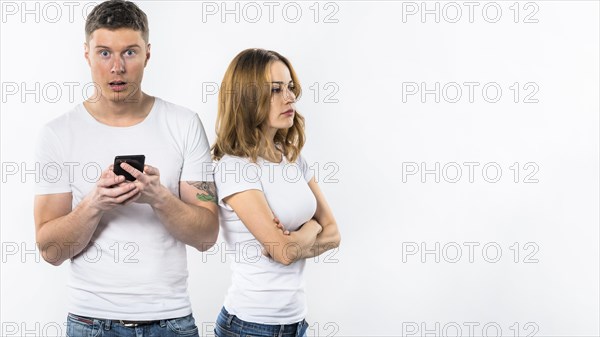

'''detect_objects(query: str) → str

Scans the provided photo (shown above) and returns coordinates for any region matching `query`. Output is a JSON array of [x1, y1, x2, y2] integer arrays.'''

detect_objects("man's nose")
[[111, 56, 125, 74]]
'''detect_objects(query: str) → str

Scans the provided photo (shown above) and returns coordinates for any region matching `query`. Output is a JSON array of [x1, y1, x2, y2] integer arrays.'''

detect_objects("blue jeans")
[[66, 313, 199, 337], [214, 307, 308, 337]]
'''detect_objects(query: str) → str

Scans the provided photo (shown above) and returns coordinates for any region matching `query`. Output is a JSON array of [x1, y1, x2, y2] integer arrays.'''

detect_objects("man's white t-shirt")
[[214, 154, 317, 324], [34, 97, 213, 320]]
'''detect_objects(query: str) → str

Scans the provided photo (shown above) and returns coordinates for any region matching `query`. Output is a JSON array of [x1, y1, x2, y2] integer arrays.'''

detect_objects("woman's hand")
[[262, 217, 322, 259], [273, 216, 290, 235]]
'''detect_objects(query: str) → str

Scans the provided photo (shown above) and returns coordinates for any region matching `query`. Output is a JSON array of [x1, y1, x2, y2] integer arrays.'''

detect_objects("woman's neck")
[[260, 138, 283, 163]]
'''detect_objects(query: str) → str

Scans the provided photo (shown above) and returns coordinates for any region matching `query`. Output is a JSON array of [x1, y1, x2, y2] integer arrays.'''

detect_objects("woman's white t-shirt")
[[214, 153, 317, 324]]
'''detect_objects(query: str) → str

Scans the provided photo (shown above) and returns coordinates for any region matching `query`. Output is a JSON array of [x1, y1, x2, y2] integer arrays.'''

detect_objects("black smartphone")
[[113, 155, 145, 181]]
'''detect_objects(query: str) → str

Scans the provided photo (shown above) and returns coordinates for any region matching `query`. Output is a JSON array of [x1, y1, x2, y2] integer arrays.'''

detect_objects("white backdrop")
[[1, 1, 599, 336]]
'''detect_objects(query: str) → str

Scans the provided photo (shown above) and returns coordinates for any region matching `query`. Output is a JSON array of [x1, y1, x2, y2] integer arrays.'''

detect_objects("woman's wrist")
[[309, 219, 323, 235]]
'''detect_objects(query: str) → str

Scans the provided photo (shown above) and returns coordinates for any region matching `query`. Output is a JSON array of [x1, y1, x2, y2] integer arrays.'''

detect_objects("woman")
[[212, 48, 341, 337]]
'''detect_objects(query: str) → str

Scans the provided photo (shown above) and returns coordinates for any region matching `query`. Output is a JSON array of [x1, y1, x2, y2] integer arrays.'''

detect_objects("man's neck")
[[83, 92, 155, 127]]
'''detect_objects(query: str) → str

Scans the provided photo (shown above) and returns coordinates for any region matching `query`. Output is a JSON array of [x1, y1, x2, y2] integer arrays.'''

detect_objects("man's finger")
[[123, 192, 141, 205], [117, 189, 141, 205], [98, 174, 124, 187], [120, 162, 144, 180], [101, 165, 116, 179], [143, 165, 158, 176], [102, 182, 137, 198]]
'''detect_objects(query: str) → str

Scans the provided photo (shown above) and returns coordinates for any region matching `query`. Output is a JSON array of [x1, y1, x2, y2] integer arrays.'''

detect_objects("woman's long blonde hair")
[[212, 48, 305, 163]]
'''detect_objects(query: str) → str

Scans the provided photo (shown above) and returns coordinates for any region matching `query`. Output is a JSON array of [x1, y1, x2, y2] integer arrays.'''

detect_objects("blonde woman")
[[212, 48, 341, 337]]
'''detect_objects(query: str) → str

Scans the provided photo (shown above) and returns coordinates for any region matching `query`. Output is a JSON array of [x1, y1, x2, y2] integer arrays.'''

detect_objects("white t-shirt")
[[34, 97, 213, 320], [214, 153, 317, 324]]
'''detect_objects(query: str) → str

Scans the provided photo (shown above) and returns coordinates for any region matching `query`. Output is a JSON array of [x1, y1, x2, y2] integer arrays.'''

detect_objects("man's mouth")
[[109, 81, 127, 91]]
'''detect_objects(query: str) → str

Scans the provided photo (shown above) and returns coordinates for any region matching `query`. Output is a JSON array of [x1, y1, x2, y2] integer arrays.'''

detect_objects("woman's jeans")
[[215, 307, 308, 337]]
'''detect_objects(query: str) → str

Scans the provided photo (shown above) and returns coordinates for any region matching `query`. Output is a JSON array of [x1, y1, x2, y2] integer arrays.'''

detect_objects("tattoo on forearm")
[[186, 181, 217, 204]]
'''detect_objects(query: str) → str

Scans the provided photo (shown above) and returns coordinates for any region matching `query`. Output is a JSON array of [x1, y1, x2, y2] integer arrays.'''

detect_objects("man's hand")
[[119, 162, 168, 207], [85, 165, 140, 212]]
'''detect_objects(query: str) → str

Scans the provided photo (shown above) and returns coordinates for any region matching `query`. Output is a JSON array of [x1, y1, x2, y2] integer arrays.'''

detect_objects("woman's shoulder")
[[215, 154, 258, 170]]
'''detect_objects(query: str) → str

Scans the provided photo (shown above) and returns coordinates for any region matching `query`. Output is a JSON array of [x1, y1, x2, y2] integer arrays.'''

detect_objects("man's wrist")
[[150, 185, 172, 209], [79, 194, 103, 217]]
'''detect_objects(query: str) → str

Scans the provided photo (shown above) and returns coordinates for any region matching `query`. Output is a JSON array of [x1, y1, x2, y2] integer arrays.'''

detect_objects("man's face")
[[84, 28, 150, 103]]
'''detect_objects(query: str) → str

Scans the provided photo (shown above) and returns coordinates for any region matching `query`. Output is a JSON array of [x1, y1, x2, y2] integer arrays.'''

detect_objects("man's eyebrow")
[[94, 44, 142, 50]]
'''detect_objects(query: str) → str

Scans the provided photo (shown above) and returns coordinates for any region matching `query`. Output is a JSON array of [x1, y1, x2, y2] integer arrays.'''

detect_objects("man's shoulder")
[[41, 104, 83, 134], [155, 97, 199, 121]]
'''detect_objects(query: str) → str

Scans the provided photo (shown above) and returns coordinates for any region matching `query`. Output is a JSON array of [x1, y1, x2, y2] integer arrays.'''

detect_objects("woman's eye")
[[271, 87, 282, 93]]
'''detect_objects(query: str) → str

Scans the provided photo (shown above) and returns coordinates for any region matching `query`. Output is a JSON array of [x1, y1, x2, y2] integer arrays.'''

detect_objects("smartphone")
[[113, 155, 145, 181]]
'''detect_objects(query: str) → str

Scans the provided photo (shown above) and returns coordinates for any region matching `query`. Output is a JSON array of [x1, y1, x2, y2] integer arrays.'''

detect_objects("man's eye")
[[99, 50, 110, 57], [125, 50, 136, 56]]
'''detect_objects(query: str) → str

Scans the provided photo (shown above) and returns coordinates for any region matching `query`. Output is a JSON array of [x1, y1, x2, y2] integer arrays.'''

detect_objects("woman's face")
[[265, 61, 297, 135]]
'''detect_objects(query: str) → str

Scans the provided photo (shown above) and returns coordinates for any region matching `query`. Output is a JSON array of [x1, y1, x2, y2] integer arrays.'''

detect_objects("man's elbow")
[[193, 215, 219, 252], [39, 248, 66, 266], [36, 232, 67, 266], [195, 242, 216, 252], [273, 254, 294, 266], [193, 232, 219, 252]]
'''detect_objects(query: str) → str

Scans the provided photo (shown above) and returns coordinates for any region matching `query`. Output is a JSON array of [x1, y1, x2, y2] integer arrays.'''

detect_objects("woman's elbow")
[[272, 243, 299, 266], [331, 231, 341, 249]]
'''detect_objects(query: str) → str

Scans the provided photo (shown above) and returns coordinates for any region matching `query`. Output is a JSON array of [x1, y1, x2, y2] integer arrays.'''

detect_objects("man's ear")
[[84, 42, 91, 66], [144, 43, 151, 67]]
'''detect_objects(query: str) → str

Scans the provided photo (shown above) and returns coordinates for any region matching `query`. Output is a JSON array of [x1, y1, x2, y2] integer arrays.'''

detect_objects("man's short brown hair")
[[85, 0, 149, 43]]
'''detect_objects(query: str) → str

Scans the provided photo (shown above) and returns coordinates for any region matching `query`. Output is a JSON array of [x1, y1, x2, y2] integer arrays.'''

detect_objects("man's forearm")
[[151, 189, 219, 251], [36, 198, 103, 266]]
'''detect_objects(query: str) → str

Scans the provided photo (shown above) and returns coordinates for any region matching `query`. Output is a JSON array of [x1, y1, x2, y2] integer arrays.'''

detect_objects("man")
[[33, 1, 218, 336]]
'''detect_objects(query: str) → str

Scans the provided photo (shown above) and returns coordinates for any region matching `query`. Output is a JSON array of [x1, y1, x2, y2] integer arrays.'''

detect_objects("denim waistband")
[[218, 307, 307, 337], [68, 313, 167, 329]]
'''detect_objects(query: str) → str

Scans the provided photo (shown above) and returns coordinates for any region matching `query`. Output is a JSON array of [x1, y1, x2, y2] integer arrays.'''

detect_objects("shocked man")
[[33, 1, 218, 336]]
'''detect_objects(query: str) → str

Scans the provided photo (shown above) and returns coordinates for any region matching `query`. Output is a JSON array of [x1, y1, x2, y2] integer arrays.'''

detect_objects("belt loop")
[[297, 320, 306, 337], [278, 324, 285, 337], [160, 320, 167, 328], [226, 314, 234, 327], [104, 319, 112, 331]]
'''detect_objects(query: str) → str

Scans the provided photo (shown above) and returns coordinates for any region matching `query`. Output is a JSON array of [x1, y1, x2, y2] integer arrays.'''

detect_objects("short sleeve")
[[34, 125, 72, 195], [214, 156, 263, 208], [180, 114, 213, 182], [297, 153, 314, 183]]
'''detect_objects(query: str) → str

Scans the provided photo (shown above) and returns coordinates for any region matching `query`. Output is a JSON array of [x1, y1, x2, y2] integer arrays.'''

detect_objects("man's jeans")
[[66, 313, 199, 337]]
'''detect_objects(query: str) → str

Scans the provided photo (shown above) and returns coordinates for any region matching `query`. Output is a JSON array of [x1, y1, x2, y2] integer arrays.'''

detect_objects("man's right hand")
[[86, 165, 140, 212]]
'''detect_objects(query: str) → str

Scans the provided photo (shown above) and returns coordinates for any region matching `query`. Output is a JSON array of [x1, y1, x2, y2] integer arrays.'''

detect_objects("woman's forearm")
[[299, 220, 341, 259]]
